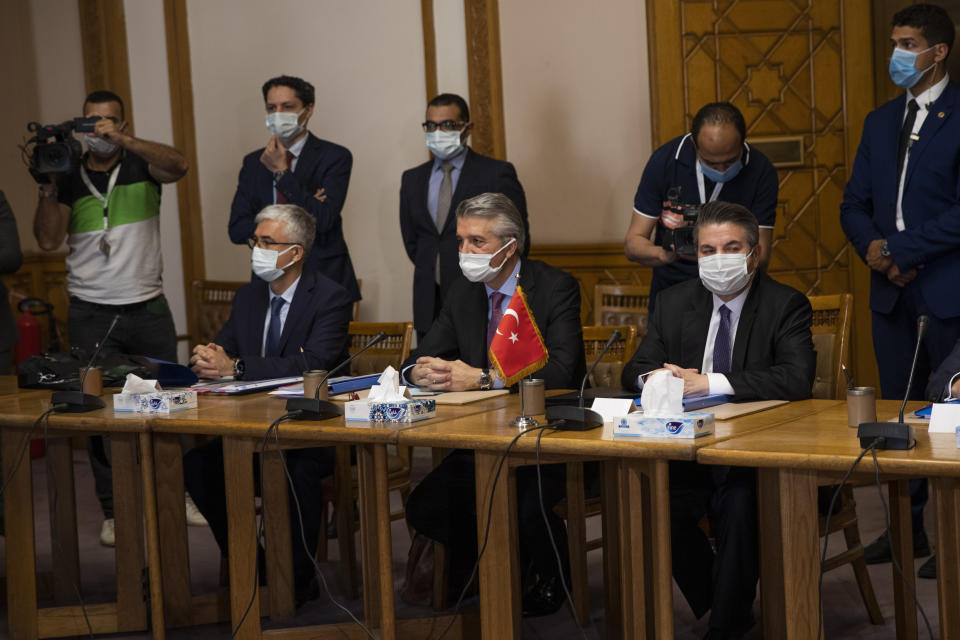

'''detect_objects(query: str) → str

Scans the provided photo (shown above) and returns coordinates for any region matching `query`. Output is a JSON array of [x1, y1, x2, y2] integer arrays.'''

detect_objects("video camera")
[[20, 118, 99, 183], [660, 186, 702, 257]]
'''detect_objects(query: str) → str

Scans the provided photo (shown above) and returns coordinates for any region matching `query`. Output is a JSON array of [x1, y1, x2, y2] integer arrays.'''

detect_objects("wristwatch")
[[880, 240, 891, 257], [477, 368, 493, 391], [233, 358, 245, 380]]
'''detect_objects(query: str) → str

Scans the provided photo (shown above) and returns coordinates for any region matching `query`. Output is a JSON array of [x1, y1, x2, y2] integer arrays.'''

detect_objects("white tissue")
[[640, 370, 683, 417], [121, 373, 162, 394], [366, 366, 409, 402]]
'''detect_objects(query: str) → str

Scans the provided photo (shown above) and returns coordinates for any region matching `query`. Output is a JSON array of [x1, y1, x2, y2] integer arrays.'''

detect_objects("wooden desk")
[[399, 398, 842, 639], [698, 400, 950, 640], [0, 390, 160, 640]]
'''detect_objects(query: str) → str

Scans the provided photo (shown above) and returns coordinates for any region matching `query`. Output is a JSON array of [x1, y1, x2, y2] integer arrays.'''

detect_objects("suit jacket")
[[399, 148, 529, 334], [621, 273, 816, 401], [229, 132, 361, 301], [0, 190, 23, 356], [927, 338, 960, 401], [840, 81, 960, 318], [402, 259, 585, 389], [214, 267, 352, 381]]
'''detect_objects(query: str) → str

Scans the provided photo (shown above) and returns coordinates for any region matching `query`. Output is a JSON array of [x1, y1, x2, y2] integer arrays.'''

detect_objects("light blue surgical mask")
[[889, 46, 936, 89], [700, 157, 743, 184]]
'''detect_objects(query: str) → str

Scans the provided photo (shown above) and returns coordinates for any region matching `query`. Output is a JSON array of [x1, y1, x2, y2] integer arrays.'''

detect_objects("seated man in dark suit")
[[185, 203, 353, 606], [400, 93, 529, 341], [228, 75, 360, 302], [402, 192, 585, 616], [622, 201, 816, 639], [927, 339, 960, 401]]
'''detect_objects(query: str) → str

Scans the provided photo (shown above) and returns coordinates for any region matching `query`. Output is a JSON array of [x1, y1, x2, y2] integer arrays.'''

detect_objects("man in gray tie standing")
[[399, 93, 529, 341], [621, 200, 816, 639]]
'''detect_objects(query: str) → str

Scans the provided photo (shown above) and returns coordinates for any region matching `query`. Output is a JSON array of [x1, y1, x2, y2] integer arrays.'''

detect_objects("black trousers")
[[670, 460, 757, 634], [183, 438, 335, 588], [405, 449, 570, 589]]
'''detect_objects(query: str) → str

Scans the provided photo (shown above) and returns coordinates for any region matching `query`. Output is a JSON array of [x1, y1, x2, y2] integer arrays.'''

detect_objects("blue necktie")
[[713, 304, 732, 374], [265, 296, 285, 357]]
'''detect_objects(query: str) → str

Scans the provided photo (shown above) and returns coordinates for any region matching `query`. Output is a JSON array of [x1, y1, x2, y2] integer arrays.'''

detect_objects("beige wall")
[[499, 0, 652, 245], [186, 0, 428, 323]]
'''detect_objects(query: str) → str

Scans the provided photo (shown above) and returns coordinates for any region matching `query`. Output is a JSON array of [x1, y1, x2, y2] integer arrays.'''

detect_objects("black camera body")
[[22, 118, 99, 183], [660, 186, 702, 257]]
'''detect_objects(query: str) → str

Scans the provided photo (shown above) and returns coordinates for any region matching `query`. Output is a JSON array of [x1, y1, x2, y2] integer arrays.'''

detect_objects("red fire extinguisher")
[[16, 308, 41, 363]]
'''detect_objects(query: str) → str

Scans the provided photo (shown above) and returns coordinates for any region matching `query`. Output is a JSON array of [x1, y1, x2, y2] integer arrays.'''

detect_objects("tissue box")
[[344, 398, 436, 423], [114, 391, 197, 413], [613, 411, 714, 438]]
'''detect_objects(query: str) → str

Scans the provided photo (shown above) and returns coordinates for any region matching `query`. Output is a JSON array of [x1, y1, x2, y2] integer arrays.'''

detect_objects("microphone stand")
[[546, 329, 621, 431], [52, 314, 120, 413]]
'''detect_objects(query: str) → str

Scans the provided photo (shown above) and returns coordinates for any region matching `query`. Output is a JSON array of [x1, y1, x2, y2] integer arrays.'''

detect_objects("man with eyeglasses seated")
[[400, 93, 529, 341], [184, 204, 353, 607]]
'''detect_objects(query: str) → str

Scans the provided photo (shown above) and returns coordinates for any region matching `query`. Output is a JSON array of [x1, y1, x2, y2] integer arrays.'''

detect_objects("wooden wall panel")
[[77, 0, 134, 129], [464, 0, 507, 159]]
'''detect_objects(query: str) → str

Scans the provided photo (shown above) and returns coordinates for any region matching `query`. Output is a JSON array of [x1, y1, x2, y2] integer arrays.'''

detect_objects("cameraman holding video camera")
[[624, 102, 778, 312], [32, 89, 188, 546]]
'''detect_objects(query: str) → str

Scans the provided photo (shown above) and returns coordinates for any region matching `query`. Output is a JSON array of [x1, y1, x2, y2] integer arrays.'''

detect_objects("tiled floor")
[[0, 445, 941, 639]]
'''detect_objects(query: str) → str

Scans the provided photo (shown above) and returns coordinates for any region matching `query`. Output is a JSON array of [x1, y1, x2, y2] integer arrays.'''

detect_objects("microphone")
[[286, 331, 388, 420], [857, 315, 927, 450], [52, 314, 120, 413], [546, 329, 621, 431]]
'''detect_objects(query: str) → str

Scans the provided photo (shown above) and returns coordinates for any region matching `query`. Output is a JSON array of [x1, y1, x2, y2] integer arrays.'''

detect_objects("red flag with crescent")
[[488, 285, 549, 387]]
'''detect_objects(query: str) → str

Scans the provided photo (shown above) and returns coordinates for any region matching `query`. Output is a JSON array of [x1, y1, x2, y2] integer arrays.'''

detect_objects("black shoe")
[[918, 554, 937, 579], [521, 576, 566, 617], [863, 530, 930, 565]]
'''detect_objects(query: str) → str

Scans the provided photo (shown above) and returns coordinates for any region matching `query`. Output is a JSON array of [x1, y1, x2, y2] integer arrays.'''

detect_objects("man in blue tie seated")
[[184, 203, 353, 606], [928, 340, 960, 401], [622, 201, 816, 640], [401, 192, 587, 616]]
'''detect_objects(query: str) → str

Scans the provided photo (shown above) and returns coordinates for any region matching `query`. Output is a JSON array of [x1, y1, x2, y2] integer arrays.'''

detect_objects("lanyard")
[[695, 158, 724, 204], [80, 161, 121, 231]]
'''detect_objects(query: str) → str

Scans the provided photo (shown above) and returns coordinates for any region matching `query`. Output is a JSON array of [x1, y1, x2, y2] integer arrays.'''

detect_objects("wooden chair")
[[190, 280, 245, 345], [808, 293, 882, 625], [316, 321, 414, 597], [552, 325, 636, 624], [593, 283, 651, 340]]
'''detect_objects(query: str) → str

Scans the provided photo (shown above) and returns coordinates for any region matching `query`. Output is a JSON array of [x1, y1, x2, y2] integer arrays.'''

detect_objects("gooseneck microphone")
[[546, 329, 621, 431], [286, 331, 388, 420], [857, 315, 927, 450], [52, 314, 121, 413]]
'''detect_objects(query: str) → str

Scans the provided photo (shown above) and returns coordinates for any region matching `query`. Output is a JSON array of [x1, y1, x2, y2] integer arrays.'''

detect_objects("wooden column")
[[464, 0, 506, 159], [77, 0, 134, 128]]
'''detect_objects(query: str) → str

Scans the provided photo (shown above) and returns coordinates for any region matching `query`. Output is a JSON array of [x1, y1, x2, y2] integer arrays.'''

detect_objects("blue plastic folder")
[[914, 398, 960, 418], [632, 393, 730, 412]]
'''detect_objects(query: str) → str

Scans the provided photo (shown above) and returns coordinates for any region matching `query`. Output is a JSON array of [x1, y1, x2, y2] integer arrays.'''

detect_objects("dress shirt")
[[427, 146, 467, 225], [261, 274, 300, 356], [700, 283, 751, 396], [272, 133, 308, 204], [895, 73, 950, 231]]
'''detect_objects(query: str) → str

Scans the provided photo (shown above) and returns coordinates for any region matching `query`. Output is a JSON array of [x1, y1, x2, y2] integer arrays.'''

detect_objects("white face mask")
[[265, 110, 304, 142], [251, 245, 297, 282], [698, 249, 754, 296], [86, 135, 119, 156], [425, 130, 464, 160], [459, 238, 516, 283]]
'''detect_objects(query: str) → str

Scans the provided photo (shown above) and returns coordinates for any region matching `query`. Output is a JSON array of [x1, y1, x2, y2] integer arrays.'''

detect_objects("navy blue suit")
[[184, 267, 352, 593], [229, 132, 361, 302], [399, 148, 528, 337]]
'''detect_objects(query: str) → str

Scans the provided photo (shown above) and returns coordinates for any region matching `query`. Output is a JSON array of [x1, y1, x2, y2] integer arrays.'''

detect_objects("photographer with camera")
[[624, 102, 777, 312], [32, 89, 188, 546]]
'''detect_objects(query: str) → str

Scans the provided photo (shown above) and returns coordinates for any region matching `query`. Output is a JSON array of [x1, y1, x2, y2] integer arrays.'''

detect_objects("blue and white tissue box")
[[613, 411, 714, 438], [345, 398, 436, 423], [113, 390, 197, 413]]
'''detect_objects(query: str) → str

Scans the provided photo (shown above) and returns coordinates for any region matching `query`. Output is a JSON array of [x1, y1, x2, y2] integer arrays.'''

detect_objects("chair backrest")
[[348, 321, 414, 376], [593, 284, 650, 340], [582, 325, 638, 389], [190, 280, 246, 346], [807, 293, 853, 400]]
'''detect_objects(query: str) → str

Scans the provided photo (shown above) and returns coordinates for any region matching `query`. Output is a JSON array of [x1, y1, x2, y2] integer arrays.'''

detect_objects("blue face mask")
[[700, 157, 743, 184], [889, 46, 935, 89]]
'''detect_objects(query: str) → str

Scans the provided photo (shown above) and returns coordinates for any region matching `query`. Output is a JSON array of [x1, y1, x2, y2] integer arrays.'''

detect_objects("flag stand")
[[510, 376, 538, 428]]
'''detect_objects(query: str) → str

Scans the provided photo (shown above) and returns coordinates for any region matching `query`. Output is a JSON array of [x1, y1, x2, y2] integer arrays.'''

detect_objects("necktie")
[[275, 150, 296, 204], [487, 292, 506, 361], [435, 161, 454, 284], [896, 99, 920, 191], [265, 296, 286, 357], [713, 304, 732, 375]]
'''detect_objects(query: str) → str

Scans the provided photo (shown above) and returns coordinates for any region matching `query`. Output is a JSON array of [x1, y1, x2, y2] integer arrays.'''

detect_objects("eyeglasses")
[[422, 120, 465, 133], [247, 236, 299, 250]]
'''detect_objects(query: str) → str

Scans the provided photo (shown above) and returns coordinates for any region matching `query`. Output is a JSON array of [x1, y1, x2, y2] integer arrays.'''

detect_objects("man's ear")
[[749, 244, 762, 270]]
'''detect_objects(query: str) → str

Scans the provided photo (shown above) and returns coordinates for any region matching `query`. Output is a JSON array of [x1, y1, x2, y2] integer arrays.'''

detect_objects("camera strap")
[[695, 159, 724, 204], [80, 161, 121, 228]]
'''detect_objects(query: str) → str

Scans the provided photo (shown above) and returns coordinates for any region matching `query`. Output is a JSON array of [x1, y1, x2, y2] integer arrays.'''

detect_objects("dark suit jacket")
[[0, 190, 23, 357], [402, 259, 585, 389], [214, 267, 352, 381], [927, 338, 960, 401], [399, 148, 529, 334], [229, 132, 361, 301], [840, 82, 960, 318], [621, 273, 816, 401]]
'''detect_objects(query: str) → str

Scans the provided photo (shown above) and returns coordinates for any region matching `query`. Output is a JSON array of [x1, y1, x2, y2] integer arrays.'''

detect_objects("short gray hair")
[[254, 204, 316, 256], [455, 192, 526, 254]]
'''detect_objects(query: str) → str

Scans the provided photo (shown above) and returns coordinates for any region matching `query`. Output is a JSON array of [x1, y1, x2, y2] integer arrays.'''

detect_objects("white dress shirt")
[[700, 284, 752, 396], [261, 275, 300, 356]]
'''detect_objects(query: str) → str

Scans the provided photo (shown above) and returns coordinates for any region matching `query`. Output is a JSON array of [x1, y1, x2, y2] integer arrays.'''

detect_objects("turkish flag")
[[488, 285, 549, 386]]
